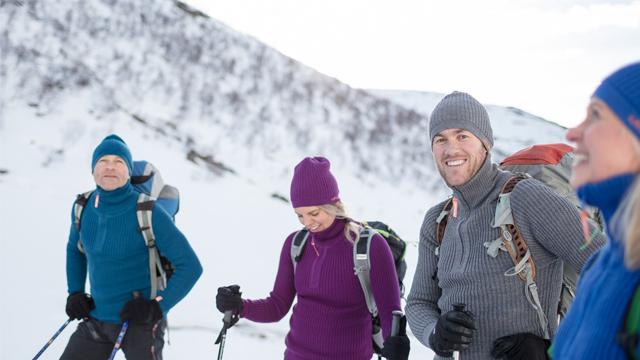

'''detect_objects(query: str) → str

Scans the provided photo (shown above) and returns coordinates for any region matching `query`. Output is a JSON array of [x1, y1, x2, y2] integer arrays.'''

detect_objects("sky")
[[185, 0, 640, 128]]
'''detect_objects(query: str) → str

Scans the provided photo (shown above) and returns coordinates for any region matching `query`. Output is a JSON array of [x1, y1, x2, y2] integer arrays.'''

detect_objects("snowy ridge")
[[1, 0, 435, 191]]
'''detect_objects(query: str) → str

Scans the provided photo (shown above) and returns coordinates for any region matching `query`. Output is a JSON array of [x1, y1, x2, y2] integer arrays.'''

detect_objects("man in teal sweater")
[[60, 135, 202, 359]]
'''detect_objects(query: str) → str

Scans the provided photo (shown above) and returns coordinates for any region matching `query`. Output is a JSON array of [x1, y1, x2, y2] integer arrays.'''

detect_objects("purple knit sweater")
[[241, 218, 401, 360]]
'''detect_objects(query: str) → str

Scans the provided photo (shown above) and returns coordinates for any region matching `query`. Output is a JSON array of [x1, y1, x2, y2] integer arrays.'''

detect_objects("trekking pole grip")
[[391, 310, 403, 337], [452, 303, 466, 360], [223, 310, 233, 325]]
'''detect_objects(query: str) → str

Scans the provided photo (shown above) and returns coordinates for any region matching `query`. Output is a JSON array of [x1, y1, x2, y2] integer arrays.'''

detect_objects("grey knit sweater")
[[406, 156, 605, 359]]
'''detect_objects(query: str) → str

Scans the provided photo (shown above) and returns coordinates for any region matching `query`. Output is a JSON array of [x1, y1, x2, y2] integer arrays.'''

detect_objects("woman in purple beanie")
[[551, 62, 640, 359], [216, 157, 409, 360]]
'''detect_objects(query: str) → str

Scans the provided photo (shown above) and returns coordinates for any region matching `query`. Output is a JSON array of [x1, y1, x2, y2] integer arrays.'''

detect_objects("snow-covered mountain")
[[0, 0, 569, 359]]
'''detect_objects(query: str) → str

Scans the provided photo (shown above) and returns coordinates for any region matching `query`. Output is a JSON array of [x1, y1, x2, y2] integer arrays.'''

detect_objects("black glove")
[[65, 292, 95, 320], [119, 297, 163, 325], [491, 333, 550, 360], [381, 315, 410, 360], [428, 306, 476, 357], [216, 285, 243, 314]]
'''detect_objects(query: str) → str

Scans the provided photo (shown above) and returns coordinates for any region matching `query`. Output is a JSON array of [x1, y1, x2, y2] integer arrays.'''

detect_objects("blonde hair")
[[318, 202, 362, 244], [616, 178, 640, 270], [613, 134, 640, 270]]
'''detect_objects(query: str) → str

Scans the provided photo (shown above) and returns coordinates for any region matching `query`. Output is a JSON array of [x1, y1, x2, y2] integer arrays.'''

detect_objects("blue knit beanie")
[[91, 134, 133, 173], [593, 61, 640, 141]]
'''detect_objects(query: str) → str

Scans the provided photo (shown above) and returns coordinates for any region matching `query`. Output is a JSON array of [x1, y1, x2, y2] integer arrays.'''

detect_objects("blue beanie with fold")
[[593, 61, 640, 140], [91, 134, 133, 173]]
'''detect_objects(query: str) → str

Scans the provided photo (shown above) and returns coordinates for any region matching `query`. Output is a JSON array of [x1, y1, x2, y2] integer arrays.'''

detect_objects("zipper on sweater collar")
[[452, 162, 513, 212], [92, 182, 135, 210]]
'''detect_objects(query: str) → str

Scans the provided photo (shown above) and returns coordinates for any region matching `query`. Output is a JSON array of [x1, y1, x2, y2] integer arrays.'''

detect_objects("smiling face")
[[294, 206, 336, 232], [566, 97, 640, 189], [93, 155, 130, 191], [432, 128, 488, 187]]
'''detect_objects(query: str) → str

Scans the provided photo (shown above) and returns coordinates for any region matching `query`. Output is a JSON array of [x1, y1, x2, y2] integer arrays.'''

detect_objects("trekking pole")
[[108, 291, 140, 360], [215, 311, 233, 360], [452, 303, 466, 360], [32, 318, 73, 360], [107, 321, 129, 360]]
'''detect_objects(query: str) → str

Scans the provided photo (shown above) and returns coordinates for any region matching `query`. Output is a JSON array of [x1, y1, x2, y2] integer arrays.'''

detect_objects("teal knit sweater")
[[66, 183, 202, 323]]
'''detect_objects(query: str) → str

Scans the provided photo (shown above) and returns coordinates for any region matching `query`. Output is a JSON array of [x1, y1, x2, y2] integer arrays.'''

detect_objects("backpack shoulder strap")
[[435, 198, 453, 245], [495, 174, 550, 339], [619, 285, 640, 359], [73, 191, 93, 232], [136, 193, 166, 299], [353, 227, 379, 317], [290, 229, 309, 273], [353, 226, 384, 352], [73, 191, 94, 253], [494, 174, 535, 280]]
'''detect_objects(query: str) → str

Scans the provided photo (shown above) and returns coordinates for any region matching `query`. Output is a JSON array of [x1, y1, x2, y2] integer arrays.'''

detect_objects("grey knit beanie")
[[429, 91, 494, 150]]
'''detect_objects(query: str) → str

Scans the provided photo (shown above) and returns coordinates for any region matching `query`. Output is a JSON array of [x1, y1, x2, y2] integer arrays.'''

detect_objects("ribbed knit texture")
[[91, 134, 133, 173], [66, 183, 202, 323], [429, 92, 494, 150], [553, 173, 640, 359], [241, 218, 401, 360], [290, 157, 340, 207], [406, 156, 605, 359], [593, 62, 640, 140]]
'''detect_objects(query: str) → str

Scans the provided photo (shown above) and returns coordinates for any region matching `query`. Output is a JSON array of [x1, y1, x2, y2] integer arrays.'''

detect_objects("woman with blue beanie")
[[216, 157, 409, 360], [552, 62, 640, 359]]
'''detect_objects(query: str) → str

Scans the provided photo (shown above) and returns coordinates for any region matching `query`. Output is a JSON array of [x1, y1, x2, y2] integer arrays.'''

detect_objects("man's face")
[[432, 128, 487, 187], [93, 155, 130, 191]]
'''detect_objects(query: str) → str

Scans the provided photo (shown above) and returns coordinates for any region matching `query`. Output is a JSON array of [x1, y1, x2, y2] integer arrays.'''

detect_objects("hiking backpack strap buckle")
[[136, 193, 166, 299], [290, 229, 309, 272]]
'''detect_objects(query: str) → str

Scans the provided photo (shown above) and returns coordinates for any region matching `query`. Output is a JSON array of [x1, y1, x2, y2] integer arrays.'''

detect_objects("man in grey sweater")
[[406, 92, 605, 360]]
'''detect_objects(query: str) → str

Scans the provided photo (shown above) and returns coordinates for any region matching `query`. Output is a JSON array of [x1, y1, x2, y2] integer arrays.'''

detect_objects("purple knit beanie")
[[290, 157, 340, 208], [593, 61, 640, 141]]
